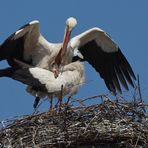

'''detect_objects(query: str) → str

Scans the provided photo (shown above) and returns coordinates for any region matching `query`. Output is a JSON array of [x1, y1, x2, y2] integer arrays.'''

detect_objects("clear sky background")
[[0, 0, 148, 120]]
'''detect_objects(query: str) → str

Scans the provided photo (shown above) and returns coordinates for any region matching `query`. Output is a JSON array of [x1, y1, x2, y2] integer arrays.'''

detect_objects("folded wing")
[[2, 64, 83, 95]]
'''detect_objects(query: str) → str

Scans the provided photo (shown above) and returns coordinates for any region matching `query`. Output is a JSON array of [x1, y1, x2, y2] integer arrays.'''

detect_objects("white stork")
[[0, 17, 136, 109]]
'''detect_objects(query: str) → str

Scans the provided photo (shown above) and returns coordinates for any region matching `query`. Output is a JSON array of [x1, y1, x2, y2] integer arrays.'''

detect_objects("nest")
[[0, 92, 148, 148]]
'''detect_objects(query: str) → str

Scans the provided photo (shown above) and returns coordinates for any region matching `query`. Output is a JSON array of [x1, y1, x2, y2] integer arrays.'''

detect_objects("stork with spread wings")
[[0, 17, 136, 109]]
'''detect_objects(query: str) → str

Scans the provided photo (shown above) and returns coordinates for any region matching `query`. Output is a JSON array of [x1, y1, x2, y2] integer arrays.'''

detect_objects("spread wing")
[[0, 20, 51, 67], [71, 28, 136, 94]]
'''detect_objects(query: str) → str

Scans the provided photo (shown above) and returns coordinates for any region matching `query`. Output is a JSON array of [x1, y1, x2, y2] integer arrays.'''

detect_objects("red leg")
[[49, 95, 53, 112], [59, 85, 64, 112]]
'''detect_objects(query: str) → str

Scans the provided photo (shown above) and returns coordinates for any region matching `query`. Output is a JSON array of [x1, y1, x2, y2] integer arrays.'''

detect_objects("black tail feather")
[[0, 67, 16, 77]]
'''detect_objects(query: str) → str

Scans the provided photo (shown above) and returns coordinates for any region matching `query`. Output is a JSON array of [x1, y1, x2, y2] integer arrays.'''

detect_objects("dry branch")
[[0, 94, 148, 148]]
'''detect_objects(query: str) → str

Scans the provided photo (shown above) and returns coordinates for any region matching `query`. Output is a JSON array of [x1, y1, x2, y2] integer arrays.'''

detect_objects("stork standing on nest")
[[0, 17, 136, 110]]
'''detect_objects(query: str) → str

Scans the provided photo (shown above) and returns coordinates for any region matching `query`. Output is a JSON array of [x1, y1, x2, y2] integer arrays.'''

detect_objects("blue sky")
[[0, 0, 148, 120]]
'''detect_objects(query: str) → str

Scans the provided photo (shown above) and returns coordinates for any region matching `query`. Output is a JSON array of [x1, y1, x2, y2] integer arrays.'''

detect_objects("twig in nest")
[[137, 75, 146, 113]]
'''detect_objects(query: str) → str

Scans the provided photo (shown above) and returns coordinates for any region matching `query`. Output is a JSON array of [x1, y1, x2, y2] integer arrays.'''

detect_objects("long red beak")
[[54, 27, 71, 66], [61, 26, 71, 57]]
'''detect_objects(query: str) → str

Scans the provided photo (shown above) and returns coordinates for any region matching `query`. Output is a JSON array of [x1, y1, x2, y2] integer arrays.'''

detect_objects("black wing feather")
[[0, 67, 46, 92], [115, 64, 129, 90], [12, 68, 46, 92], [0, 22, 33, 66], [78, 40, 136, 94]]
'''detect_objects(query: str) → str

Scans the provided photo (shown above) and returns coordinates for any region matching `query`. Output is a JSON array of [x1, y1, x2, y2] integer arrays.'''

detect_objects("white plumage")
[[11, 61, 84, 96]]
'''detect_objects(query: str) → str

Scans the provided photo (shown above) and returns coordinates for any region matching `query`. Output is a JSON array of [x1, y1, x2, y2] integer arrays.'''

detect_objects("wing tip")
[[16, 20, 39, 32], [29, 20, 39, 25], [131, 72, 136, 80]]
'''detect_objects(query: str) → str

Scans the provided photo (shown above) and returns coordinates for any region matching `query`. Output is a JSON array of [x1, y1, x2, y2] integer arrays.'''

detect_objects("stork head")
[[66, 17, 77, 31]]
